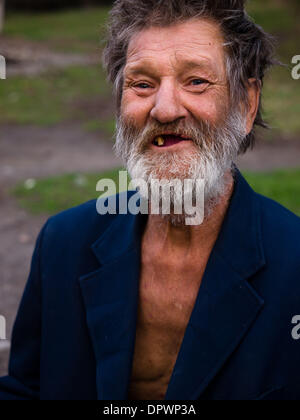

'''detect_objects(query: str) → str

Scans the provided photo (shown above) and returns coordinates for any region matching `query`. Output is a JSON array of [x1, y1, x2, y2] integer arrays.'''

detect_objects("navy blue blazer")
[[0, 169, 300, 400]]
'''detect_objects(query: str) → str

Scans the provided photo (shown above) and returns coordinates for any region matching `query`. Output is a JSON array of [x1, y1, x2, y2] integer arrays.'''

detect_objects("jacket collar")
[[79, 168, 266, 400], [92, 167, 265, 275], [214, 166, 265, 279]]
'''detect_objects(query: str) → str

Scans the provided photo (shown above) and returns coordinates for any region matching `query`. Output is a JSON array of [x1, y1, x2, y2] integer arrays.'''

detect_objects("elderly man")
[[0, 0, 300, 401]]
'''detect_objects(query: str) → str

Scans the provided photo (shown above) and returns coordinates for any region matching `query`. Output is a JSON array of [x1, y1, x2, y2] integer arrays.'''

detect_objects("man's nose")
[[150, 80, 188, 124]]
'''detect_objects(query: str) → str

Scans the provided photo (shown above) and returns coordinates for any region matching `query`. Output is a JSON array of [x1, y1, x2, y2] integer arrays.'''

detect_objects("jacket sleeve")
[[0, 221, 48, 400]]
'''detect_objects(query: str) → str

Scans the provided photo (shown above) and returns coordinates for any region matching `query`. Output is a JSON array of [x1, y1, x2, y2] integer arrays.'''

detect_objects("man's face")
[[116, 19, 248, 217], [122, 19, 229, 152]]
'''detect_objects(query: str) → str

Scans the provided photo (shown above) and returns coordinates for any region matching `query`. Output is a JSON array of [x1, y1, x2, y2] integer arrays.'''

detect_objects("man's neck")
[[142, 172, 235, 263]]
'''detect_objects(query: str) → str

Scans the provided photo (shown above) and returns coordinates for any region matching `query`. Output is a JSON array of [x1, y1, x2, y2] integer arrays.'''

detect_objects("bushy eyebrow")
[[177, 59, 218, 77], [124, 57, 219, 79], [124, 61, 159, 78]]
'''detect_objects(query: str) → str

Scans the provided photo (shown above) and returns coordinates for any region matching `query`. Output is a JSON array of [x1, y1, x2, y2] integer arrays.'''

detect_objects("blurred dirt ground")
[[0, 36, 99, 76], [0, 123, 121, 376]]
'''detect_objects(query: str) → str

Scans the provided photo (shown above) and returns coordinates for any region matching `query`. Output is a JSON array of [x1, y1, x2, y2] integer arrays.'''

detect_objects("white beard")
[[115, 110, 247, 223]]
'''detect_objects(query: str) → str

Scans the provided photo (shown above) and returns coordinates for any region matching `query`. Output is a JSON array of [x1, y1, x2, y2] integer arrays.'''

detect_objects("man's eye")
[[135, 83, 151, 89], [190, 79, 208, 86]]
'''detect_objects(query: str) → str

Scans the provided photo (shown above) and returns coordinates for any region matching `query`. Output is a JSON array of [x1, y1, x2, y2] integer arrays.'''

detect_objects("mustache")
[[116, 116, 219, 153]]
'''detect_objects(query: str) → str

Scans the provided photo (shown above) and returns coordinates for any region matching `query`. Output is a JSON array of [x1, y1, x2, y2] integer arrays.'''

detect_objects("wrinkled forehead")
[[126, 19, 226, 74]]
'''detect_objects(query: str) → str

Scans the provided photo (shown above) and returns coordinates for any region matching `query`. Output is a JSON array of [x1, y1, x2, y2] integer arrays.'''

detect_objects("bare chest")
[[128, 259, 205, 400]]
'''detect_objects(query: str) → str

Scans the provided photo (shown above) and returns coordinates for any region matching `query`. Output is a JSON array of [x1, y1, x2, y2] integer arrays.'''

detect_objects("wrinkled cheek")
[[121, 94, 153, 128], [188, 91, 229, 126], [213, 92, 230, 124]]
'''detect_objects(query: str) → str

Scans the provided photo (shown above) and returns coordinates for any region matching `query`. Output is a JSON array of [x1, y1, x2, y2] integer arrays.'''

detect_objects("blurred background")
[[0, 0, 299, 375]]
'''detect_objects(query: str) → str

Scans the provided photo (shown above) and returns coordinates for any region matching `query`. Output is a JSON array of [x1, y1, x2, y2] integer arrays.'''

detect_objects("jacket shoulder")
[[43, 191, 134, 248], [257, 193, 300, 235], [256, 193, 300, 269]]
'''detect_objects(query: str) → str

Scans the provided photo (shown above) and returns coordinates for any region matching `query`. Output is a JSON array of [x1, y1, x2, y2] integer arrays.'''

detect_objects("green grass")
[[0, 65, 111, 126], [4, 7, 110, 53], [251, 0, 300, 137], [244, 169, 300, 216], [263, 66, 300, 137], [13, 168, 300, 217], [83, 118, 116, 136], [2, 2, 300, 137], [4, 2, 298, 56], [13, 169, 124, 215], [247, 0, 300, 138], [1, 7, 113, 129], [247, 0, 296, 36]]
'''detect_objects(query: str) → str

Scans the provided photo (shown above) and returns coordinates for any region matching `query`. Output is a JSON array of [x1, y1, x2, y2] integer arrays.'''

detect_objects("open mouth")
[[152, 134, 192, 148]]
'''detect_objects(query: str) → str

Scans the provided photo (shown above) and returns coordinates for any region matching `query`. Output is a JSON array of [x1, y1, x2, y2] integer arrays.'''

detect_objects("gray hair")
[[103, 0, 277, 153]]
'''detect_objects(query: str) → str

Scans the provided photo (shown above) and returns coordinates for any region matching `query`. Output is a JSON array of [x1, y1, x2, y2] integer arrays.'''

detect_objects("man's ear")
[[245, 78, 261, 135]]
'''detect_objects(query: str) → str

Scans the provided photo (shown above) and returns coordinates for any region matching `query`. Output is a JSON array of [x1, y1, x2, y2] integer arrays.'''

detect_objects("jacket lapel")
[[165, 169, 266, 399], [79, 169, 266, 400], [165, 251, 264, 399], [79, 209, 147, 400]]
